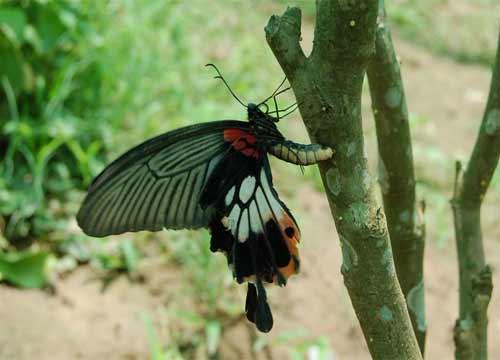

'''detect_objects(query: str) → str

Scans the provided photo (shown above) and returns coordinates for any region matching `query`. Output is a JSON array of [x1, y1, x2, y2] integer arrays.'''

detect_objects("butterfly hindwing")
[[77, 121, 250, 237], [203, 142, 301, 333], [205, 146, 301, 286]]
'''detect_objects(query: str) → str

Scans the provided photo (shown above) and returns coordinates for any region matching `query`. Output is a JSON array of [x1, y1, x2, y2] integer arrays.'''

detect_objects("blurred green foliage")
[[0, 249, 50, 287], [0, 0, 105, 246]]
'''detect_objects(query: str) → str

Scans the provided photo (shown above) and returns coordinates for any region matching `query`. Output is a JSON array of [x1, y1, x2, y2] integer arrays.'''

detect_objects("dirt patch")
[[0, 260, 181, 360]]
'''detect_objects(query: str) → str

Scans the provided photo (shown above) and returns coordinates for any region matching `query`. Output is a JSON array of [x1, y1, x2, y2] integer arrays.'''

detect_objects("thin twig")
[[452, 30, 500, 360], [366, 1, 426, 354]]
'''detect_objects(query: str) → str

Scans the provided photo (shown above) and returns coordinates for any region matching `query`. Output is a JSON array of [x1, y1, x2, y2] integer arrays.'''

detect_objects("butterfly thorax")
[[247, 103, 284, 146], [246, 103, 333, 166]]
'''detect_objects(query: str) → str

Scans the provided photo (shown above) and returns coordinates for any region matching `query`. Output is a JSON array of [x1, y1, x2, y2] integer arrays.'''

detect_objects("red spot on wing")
[[224, 129, 256, 143], [242, 148, 259, 157], [224, 128, 260, 159]]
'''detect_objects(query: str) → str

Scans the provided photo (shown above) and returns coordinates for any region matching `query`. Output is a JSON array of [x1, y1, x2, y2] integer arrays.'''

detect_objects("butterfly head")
[[247, 103, 278, 124]]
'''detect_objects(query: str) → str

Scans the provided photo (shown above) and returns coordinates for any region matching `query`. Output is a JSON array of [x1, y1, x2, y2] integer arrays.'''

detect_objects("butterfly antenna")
[[268, 101, 298, 115], [268, 100, 301, 120], [206, 63, 247, 108], [258, 76, 288, 106], [279, 103, 300, 119], [273, 95, 280, 121]]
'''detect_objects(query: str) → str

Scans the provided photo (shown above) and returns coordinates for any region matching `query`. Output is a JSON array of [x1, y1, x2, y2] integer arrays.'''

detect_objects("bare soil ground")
[[1, 37, 499, 359]]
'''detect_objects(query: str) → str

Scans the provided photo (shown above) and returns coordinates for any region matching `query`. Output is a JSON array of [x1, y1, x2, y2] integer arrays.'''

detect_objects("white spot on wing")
[[255, 187, 272, 222], [225, 186, 235, 206], [238, 209, 249, 242], [249, 201, 261, 233], [239, 176, 256, 204], [260, 168, 283, 219], [228, 205, 241, 236], [260, 168, 267, 186]]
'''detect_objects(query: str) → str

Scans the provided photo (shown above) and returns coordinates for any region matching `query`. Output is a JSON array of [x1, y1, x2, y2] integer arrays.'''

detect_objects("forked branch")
[[265, 1, 421, 358], [452, 30, 500, 360]]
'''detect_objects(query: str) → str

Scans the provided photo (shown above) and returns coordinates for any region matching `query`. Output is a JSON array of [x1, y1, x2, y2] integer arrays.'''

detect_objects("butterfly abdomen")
[[268, 141, 333, 165]]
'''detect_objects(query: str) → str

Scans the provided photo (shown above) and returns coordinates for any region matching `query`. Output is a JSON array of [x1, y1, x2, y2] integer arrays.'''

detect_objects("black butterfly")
[[77, 65, 333, 332]]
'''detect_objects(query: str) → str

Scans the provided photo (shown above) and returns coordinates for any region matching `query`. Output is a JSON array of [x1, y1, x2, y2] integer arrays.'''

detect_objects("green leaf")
[[35, 6, 66, 53], [205, 320, 221, 356], [0, 250, 51, 288], [0, 35, 25, 94], [0, 6, 27, 45]]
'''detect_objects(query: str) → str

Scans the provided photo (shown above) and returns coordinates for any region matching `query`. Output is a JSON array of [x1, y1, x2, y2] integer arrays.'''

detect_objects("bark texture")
[[366, 1, 426, 354], [265, 2, 421, 359], [451, 31, 500, 360]]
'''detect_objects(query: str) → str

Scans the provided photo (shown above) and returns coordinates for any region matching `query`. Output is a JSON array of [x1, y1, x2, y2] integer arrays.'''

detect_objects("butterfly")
[[77, 64, 333, 332]]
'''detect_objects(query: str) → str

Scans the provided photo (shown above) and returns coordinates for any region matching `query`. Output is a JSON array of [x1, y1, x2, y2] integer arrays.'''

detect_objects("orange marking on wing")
[[279, 259, 297, 279], [276, 211, 301, 282]]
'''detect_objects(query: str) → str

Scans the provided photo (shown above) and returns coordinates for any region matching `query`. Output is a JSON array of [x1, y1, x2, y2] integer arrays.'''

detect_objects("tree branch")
[[265, 7, 306, 81], [266, 2, 421, 358], [451, 29, 500, 360], [366, 1, 426, 354]]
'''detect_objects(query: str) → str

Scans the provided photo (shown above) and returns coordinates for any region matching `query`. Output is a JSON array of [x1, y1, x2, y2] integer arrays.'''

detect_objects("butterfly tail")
[[245, 281, 273, 333]]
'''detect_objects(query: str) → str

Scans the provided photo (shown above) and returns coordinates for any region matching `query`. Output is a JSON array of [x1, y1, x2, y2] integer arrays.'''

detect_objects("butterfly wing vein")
[[77, 122, 249, 237]]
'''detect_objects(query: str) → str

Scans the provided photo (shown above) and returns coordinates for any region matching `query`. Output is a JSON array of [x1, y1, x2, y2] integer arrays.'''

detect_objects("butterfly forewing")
[[77, 121, 249, 237]]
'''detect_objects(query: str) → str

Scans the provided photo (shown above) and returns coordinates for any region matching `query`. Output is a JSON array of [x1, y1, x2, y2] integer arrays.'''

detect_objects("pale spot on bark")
[[379, 305, 393, 322], [340, 236, 358, 274], [407, 280, 426, 332], [362, 168, 372, 190], [381, 248, 396, 275], [399, 210, 410, 223], [349, 202, 369, 225], [378, 158, 389, 194], [485, 108, 500, 136], [384, 86, 402, 109], [326, 167, 341, 196], [347, 142, 357, 157]]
